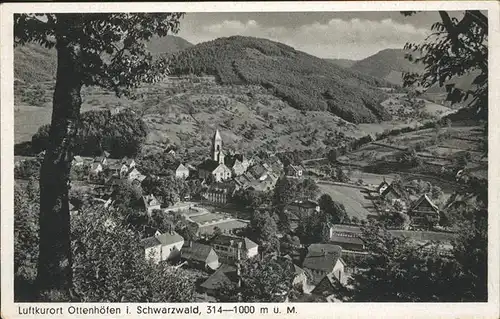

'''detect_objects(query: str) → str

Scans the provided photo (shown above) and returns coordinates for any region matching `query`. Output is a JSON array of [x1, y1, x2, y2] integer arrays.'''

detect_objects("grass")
[[316, 183, 377, 220]]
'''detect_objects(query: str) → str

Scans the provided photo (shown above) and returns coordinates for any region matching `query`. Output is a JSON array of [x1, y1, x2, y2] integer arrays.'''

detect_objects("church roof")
[[198, 159, 220, 172], [214, 129, 222, 141]]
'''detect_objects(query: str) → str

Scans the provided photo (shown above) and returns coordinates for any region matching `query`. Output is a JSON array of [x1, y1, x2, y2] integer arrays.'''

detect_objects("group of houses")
[[376, 180, 441, 229], [139, 226, 348, 300]]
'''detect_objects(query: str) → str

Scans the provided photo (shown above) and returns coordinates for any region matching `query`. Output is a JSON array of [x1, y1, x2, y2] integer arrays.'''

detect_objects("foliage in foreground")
[[31, 109, 148, 158]]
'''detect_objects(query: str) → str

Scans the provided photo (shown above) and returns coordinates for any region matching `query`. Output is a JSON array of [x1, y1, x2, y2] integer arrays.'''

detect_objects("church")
[[198, 129, 233, 182]]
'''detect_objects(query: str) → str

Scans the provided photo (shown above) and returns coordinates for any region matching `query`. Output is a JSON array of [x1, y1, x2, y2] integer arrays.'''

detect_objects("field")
[[316, 182, 377, 220]]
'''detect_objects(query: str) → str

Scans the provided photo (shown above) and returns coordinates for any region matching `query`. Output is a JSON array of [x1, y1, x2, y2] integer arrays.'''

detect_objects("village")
[[14, 125, 465, 302]]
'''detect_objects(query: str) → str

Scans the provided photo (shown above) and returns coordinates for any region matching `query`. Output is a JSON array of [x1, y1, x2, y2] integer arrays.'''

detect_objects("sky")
[[176, 11, 467, 60]]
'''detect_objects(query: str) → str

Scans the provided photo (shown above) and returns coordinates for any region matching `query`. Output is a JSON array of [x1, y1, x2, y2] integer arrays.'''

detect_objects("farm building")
[[140, 229, 185, 263], [408, 194, 440, 228], [181, 241, 220, 271], [302, 244, 345, 285]]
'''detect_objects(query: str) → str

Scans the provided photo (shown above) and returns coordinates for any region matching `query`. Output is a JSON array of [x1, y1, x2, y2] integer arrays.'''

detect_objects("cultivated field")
[[316, 182, 377, 220]]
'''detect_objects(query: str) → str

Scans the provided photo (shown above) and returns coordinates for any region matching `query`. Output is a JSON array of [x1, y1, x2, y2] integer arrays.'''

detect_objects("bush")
[[31, 109, 148, 158]]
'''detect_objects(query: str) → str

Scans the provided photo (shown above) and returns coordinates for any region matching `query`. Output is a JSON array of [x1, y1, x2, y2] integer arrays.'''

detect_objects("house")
[[377, 180, 389, 195], [292, 264, 307, 290], [310, 272, 343, 302], [175, 163, 190, 179], [181, 241, 220, 271], [108, 162, 129, 178], [211, 235, 258, 264], [127, 167, 146, 183], [284, 199, 320, 229], [285, 164, 304, 178], [380, 182, 404, 203], [88, 162, 103, 177], [122, 157, 136, 169], [140, 229, 185, 263], [143, 194, 161, 215], [200, 264, 239, 296], [302, 244, 346, 285], [328, 224, 366, 251], [248, 163, 268, 181], [72, 155, 85, 166], [408, 194, 440, 228], [94, 156, 107, 166], [230, 159, 246, 177]]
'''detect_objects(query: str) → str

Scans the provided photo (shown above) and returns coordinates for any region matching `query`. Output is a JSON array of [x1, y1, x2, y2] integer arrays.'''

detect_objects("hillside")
[[13, 35, 193, 85], [146, 35, 193, 56], [325, 58, 357, 69], [351, 49, 424, 86], [14, 44, 57, 84], [169, 36, 393, 123]]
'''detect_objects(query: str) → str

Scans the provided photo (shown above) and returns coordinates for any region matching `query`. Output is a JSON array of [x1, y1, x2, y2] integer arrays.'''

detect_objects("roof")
[[249, 164, 268, 179], [289, 199, 318, 210], [410, 194, 439, 212], [103, 151, 110, 157], [211, 235, 258, 250], [143, 194, 160, 207], [176, 163, 188, 171], [294, 264, 305, 275], [303, 244, 343, 273], [200, 267, 234, 290], [381, 183, 403, 198], [214, 129, 222, 141], [140, 236, 161, 249], [155, 231, 184, 246], [198, 159, 220, 172], [90, 162, 102, 170], [73, 156, 84, 162], [311, 273, 338, 296], [377, 181, 389, 190], [108, 163, 125, 170], [182, 242, 216, 262]]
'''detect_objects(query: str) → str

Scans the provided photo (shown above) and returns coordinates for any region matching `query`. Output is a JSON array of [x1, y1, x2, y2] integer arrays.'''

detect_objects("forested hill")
[[169, 36, 393, 123], [14, 35, 193, 85], [350, 48, 424, 86]]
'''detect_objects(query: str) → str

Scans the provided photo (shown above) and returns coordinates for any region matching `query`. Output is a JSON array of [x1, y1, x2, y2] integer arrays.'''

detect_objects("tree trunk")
[[36, 27, 83, 299]]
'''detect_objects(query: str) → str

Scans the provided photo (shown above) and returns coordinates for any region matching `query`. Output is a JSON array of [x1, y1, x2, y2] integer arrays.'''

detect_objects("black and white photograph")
[[1, 1, 498, 315]]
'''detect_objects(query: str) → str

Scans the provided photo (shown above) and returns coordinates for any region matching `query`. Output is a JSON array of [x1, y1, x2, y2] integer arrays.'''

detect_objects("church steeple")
[[212, 129, 224, 164]]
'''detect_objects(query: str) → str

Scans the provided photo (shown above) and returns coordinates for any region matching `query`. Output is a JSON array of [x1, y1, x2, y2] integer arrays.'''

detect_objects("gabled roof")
[[381, 183, 403, 198], [198, 159, 220, 172], [73, 155, 84, 162], [140, 236, 161, 249], [143, 194, 160, 207], [176, 163, 188, 171], [156, 231, 184, 246], [303, 244, 343, 273], [182, 242, 216, 263], [103, 151, 110, 158], [311, 273, 339, 296], [200, 266, 234, 290], [410, 194, 439, 212], [90, 162, 102, 170], [213, 129, 222, 141], [377, 180, 389, 191]]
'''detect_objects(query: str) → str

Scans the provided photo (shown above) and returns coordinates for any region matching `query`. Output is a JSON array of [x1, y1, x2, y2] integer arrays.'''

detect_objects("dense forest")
[[31, 109, 148, 158], [169, 36, 393, 123]]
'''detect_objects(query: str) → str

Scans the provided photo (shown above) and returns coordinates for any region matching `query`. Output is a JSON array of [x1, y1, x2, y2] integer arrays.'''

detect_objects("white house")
[[127, 167, 146, 183], [175, 163, 190, 179], [211, 235, 258, 264], [140, 229, 185, 263], [143, 194, 161, 215]]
